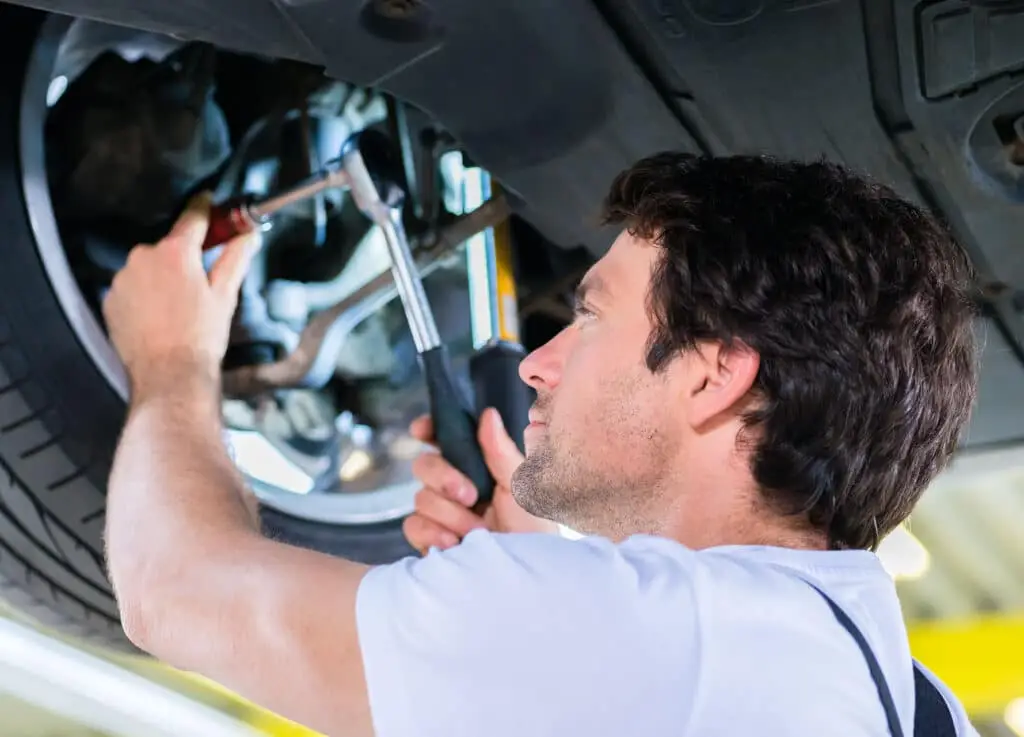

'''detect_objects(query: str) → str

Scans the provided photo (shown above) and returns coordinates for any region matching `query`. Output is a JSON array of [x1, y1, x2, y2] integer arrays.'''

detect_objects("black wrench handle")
[[420, 345, 495, 505], [470, 341, 533, 455]]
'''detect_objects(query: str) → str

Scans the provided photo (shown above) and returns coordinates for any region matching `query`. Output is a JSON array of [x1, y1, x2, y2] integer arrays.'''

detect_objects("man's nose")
[[519, 328, 570, 391]]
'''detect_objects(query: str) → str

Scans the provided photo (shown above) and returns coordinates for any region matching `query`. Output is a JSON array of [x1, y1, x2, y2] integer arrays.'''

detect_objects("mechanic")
[[101, 153, 979, 737]]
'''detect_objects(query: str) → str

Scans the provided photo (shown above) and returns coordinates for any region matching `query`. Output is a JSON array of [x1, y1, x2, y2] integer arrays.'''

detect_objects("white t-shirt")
[[356, 530, 977, 737]]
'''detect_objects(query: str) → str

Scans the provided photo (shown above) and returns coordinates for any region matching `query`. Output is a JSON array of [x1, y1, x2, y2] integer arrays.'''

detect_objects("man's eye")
[[572, 304, 595, 323]]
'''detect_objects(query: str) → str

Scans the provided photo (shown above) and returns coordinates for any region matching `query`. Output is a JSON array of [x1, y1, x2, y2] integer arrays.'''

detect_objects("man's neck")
[[670, 512, 829, 551], [656, 477, 829, 551], [653, 442, 830, 551], [580, 499, 828, 550]]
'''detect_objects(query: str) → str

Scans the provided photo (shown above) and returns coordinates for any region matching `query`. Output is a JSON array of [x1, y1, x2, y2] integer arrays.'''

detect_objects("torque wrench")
[[340, 130, 497, 505]]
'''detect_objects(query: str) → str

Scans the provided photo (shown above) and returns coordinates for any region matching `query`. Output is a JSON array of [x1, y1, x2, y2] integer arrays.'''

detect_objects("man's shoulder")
[[360, 530, 907, 640], [430, 530, 888, 588], [426, 529, 704, 583], [363, 530, 700, 596], [358, 531, 979, 737], [364, 530, 881, 604], [358, 530, 706, 637], [381, 529, 891, 579]]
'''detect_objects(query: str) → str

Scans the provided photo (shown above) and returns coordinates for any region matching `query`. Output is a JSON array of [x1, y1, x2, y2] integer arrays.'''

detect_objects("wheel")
[[0, 6, 440, 649], [0, 6, 128, 647]]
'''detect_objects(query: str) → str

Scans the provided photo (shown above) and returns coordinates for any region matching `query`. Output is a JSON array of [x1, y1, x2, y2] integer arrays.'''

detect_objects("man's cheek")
[[559, 395, 596, 442]]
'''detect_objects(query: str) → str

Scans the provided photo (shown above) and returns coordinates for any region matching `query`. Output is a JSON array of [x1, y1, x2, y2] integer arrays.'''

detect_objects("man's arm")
[[102, 196, 375, 736], [107, 376, 372, 735]]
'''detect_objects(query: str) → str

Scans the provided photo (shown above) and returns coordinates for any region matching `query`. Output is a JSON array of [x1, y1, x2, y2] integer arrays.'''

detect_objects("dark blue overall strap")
[[805, 582, 959, 737], [911, 661, 958, 737], [806, 582, 906, 737]]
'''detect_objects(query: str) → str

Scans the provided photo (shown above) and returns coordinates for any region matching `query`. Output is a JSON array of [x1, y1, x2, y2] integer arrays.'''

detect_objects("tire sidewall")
[[0, 6, 126, 642]]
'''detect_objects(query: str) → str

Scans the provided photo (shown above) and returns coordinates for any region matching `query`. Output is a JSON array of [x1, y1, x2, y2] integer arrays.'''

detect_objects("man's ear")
[[685, 340, 760, 429]]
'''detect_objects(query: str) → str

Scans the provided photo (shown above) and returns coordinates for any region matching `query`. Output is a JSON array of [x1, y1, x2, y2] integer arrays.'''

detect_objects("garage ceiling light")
[[877, 526, 930, 580], [1004, 697, 1024, 736]]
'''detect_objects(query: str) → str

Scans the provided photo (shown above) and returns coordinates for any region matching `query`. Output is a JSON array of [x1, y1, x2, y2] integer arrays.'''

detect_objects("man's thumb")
[[477, 408, 524, 487]]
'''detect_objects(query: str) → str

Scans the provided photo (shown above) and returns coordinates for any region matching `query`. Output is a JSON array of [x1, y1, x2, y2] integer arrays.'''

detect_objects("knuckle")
[[403, 514, 449, 552], [413, 488, 433, 512], [159, 233, 184, 250], [105, 280, 123, 305], [412, 454, 450, 486], [414, 488, 448, 519], [404, 514, 430, 540], [401, 515, 421, 542], [410, 415, 433, 440], [412, 489, 445, 518], [430, 498, 479, 536], [126, 244, 148, 263], [411, 454, 431, 480]]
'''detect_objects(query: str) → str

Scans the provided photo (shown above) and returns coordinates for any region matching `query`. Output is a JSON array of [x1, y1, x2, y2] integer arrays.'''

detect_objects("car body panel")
[[11, 0, 699, 257]]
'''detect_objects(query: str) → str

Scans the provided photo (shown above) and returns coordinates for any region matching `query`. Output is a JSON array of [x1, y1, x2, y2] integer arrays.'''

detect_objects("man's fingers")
[[413, 488, 487, 538], [165, 192, 213, 257], [209, 232, 262, 300], [411, 453, 478, 506], [477, 408, 525, 487], [409, 414, 434, 444], [402, 514, 460, 554]]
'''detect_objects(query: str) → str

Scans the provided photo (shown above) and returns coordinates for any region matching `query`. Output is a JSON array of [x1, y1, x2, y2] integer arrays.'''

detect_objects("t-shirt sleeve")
[[355, 529, 700, 737]]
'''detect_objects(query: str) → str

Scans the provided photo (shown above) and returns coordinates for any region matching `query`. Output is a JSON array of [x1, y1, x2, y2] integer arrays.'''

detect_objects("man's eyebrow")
[[573, 274, 607, 309]]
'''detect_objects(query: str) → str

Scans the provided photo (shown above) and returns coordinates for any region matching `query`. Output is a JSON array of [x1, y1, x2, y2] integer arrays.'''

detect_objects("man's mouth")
[[526, 395, 553, 437], [525, 406, 548, 438]]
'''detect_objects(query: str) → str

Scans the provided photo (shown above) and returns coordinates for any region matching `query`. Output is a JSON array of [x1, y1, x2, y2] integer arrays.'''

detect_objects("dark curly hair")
[[602, 153, 979, 550]]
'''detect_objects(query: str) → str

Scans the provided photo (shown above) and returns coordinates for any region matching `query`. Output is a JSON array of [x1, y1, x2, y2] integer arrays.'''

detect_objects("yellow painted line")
[[184, 673, 323, 736], [124, 660, 323, 736], [909, 614, 1024, 715]]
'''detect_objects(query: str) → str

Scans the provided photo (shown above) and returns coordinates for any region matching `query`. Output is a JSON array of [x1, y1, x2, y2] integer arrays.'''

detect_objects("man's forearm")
[[105, 372, 257, 636], [97, 206, 378, 735]]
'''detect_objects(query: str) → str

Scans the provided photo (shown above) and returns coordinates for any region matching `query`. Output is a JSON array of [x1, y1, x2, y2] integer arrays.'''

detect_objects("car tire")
[[0, 5, 414, 650]]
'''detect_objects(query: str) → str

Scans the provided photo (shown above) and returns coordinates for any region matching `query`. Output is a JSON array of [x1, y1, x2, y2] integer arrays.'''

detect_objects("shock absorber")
[[462, 166, 533, 454]]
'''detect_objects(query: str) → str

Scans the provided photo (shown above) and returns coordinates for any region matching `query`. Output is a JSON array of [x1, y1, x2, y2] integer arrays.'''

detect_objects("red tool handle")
[[202, 200, 256, 251]]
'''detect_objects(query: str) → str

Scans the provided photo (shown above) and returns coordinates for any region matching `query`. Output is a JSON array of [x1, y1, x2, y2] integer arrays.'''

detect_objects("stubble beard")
[[511, 373, 673, 537], [510, 441, 562, 521], [511, 419, 675, 539], [511, 433, 620, 534]]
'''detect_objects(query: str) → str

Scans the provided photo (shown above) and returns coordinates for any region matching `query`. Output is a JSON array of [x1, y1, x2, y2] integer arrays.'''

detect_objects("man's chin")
[[510, 451, 560, 519], [510, 456, 538, 500]]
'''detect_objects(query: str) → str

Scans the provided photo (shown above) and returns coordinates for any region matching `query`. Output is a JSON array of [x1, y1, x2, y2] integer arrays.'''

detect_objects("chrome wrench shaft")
[[341, 141, 442, 353]]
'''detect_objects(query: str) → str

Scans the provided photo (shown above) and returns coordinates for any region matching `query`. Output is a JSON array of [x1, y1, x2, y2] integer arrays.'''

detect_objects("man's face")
[[512, 231, 687, 538]]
